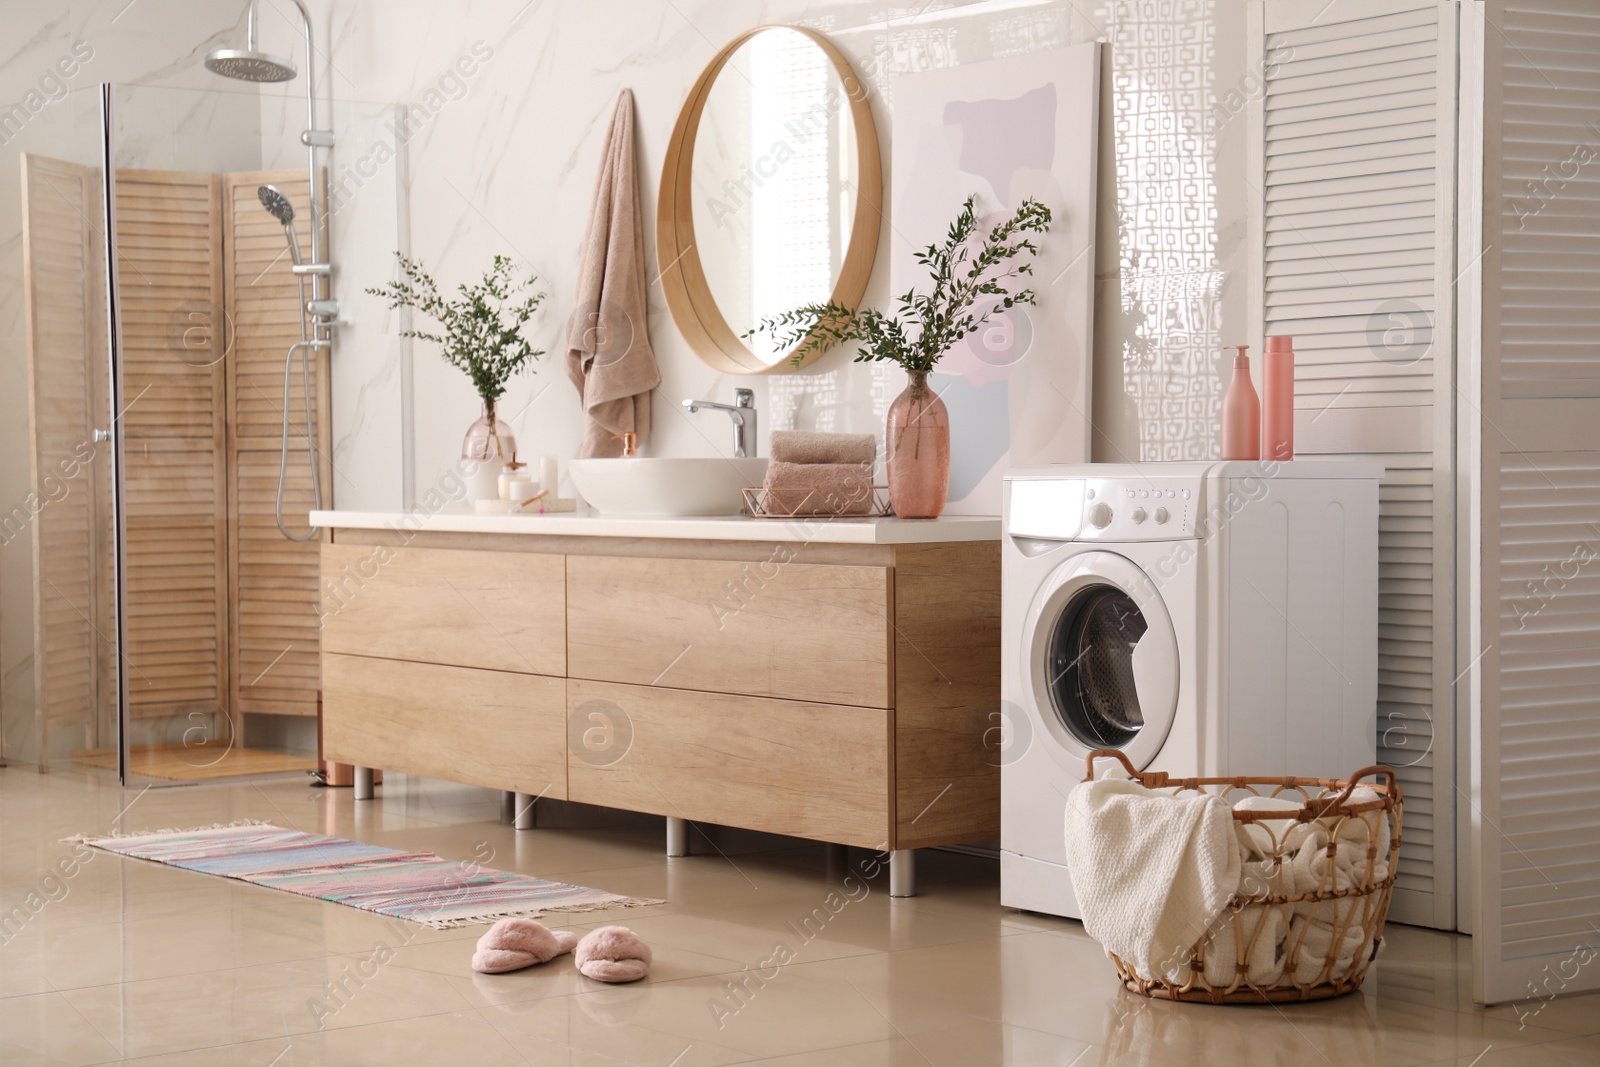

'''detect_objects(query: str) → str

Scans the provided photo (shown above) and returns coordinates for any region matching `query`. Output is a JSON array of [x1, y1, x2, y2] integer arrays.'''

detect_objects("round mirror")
[[658, 25, 882, 374]]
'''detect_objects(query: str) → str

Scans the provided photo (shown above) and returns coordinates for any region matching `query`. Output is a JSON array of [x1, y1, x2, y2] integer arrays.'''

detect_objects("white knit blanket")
[[1064, 777, 1242, 980]]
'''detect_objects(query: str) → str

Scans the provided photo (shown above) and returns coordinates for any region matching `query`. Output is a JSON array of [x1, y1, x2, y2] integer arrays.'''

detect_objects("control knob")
[[1088, 502, 1113, 529]]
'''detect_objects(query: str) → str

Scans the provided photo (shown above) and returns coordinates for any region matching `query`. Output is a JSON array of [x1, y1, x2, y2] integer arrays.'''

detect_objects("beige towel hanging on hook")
[[566, 88, 659, 458]]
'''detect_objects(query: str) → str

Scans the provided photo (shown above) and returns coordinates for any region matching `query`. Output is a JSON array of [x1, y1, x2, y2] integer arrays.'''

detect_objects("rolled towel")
[[1288, 831, 1370, 920], [574, 925, 652, 983], [1285, 911, 1367, 984], [770, 430, 876, 466], [1234, 795, 1316, 859], [1293, 828, 1387, 900], [1316, 786, 1392, 871], [471, 917, 580, 973], [1202, 904, 1286, 991], [761, 460, 875, 516], [1283, 840, 1377, 985], [1237, 858, 1286, 899]]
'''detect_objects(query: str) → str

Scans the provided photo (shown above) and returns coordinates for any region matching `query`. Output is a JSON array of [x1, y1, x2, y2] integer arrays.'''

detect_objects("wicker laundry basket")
[[1082, 749, 1402, 1004]]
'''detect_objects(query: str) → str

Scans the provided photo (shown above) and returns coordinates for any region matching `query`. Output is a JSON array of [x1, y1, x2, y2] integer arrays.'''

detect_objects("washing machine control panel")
[[1008, 476, 1201, 541]]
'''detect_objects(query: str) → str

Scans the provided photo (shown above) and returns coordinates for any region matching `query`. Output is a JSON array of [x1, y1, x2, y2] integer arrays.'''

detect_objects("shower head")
[[205, 48, 297, 82], [258, 184, 302, 265], [258, 184, 295, 225]]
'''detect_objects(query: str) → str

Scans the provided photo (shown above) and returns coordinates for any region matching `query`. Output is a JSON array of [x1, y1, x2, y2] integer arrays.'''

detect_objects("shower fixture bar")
[[207, 0, 336, 543]]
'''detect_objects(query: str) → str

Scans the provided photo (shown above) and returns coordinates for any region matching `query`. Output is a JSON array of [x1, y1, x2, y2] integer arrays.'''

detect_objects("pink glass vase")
[[462, 399, 516, 463], [887, 370, 950, 519]]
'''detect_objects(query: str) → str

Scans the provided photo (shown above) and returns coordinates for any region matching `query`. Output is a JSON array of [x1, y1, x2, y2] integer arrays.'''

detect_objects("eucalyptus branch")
[[746, 195, 1051, 372], [366, 253, 546, 408]]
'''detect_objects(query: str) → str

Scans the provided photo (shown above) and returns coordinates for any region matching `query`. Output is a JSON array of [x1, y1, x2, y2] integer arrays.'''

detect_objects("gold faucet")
[[610, 432, 638, 456]]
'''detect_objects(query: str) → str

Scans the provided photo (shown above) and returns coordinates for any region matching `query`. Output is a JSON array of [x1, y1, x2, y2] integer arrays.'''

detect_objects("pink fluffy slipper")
[[574, 925, 652, 983], [471, 917, 580, 974]]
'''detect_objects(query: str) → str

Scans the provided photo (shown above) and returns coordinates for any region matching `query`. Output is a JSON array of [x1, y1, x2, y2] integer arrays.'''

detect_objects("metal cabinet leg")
[[514, 793, 537, 831], [353, 766, 375, 801], [499, 790, 516, 824], [666, 816, 689, 857], [889, 849, 916, 897]]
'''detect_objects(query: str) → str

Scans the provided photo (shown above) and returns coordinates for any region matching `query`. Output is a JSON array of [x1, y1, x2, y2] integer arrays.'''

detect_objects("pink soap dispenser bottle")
[[1221, 345, 1260, 461], [1262, 335, 1295, 461]]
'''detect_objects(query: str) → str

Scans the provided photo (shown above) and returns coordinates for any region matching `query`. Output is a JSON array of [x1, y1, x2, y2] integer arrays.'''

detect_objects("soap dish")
[[518, 497, 577, 514], [475, 496, 579, 515], [741, 485, 891, 519]]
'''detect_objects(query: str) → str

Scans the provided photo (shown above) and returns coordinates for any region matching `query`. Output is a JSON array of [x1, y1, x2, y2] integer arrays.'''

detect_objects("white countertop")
[[309, 508, 1001, 545]]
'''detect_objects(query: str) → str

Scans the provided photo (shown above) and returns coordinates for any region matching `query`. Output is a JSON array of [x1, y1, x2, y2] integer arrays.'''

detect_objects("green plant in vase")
[[748, 195, 1050, 518], [367, 253, 545, 472]]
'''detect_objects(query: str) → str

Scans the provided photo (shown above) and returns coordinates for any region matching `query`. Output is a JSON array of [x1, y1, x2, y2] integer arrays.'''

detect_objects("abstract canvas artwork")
[[890, 43, 1100, 514]]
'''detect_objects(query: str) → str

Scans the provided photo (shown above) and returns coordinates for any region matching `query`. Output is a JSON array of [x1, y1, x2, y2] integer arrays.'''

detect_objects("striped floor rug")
[[74, 823, 662, 928]]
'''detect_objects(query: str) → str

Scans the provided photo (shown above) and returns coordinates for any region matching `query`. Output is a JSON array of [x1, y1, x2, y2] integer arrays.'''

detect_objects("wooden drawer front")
[[323, 654, 566, 797], [566, 555, 891, 707], [566, 680, 889, 849], [321, 543, 564, 676]]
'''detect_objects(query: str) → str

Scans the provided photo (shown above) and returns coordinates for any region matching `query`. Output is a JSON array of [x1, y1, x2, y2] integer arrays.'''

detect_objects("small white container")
[[499, 461, 530, 500], [467, 459, 501, 502]]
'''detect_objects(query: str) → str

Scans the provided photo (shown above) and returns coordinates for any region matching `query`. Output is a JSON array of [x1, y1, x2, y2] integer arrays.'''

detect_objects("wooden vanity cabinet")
[[318, 532, 999, 852]]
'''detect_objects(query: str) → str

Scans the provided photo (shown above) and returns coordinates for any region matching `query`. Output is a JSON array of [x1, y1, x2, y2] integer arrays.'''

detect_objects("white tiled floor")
[[1, 767, 1595, 1065]]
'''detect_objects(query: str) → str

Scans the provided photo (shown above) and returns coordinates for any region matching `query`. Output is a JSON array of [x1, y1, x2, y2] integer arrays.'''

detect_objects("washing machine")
[[999, 461, 1382, 918]]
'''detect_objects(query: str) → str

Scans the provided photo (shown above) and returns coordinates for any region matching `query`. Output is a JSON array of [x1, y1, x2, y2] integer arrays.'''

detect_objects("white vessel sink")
[[570, 457, 769, 517]]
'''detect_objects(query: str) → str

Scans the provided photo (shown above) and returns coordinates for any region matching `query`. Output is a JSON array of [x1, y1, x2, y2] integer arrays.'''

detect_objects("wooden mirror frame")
[[657, 25, 883, 375]]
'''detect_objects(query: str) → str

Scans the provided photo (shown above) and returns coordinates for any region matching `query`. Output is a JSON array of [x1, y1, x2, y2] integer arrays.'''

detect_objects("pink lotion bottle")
[[1220, 345, 1260, 461], [1262, 334, 1295, 461]]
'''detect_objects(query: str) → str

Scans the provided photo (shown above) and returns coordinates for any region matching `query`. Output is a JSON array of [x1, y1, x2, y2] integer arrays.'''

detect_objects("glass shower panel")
[[109, 82, 270, 782], [102, 82, 401, 784]]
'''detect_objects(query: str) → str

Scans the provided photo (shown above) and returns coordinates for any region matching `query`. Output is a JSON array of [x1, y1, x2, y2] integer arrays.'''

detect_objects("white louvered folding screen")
[[1468, 0, 1600, 1004], [1256, 0, 1459, 930]]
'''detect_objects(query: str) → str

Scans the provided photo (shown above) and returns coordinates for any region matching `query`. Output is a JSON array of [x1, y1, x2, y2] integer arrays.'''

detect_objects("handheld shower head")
[[258, 184, 302, 265], [258, 183, 295, 225]]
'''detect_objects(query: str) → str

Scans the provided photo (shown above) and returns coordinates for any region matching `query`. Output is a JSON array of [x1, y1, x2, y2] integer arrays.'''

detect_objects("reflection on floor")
[[69, 741, 316, 781], [1, 768, 1595, 1065]]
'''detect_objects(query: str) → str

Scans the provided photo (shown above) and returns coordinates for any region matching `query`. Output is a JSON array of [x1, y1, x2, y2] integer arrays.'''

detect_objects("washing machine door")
[[1021, 550, 1179, 772]]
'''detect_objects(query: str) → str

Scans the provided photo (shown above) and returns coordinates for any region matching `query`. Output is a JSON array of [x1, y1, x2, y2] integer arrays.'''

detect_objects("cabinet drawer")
[[321, 543, 564, 676], [566, 554, 891, 707], [323, 653, 566, 797], [566, 680, 888, 849]]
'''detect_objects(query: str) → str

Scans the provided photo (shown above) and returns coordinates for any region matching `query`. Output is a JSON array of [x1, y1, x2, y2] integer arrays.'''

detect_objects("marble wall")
[[308, 0, 1253, 506], [0, 0, 1254, 762]]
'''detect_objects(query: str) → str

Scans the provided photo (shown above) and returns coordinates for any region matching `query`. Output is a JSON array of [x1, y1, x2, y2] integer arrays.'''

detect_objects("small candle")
[[539, 455, 559, 498]]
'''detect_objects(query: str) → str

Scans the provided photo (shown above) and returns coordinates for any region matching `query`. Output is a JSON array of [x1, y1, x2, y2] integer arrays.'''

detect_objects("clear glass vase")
[[886, 370, 950, 519], [462, 400, 516, 464]]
